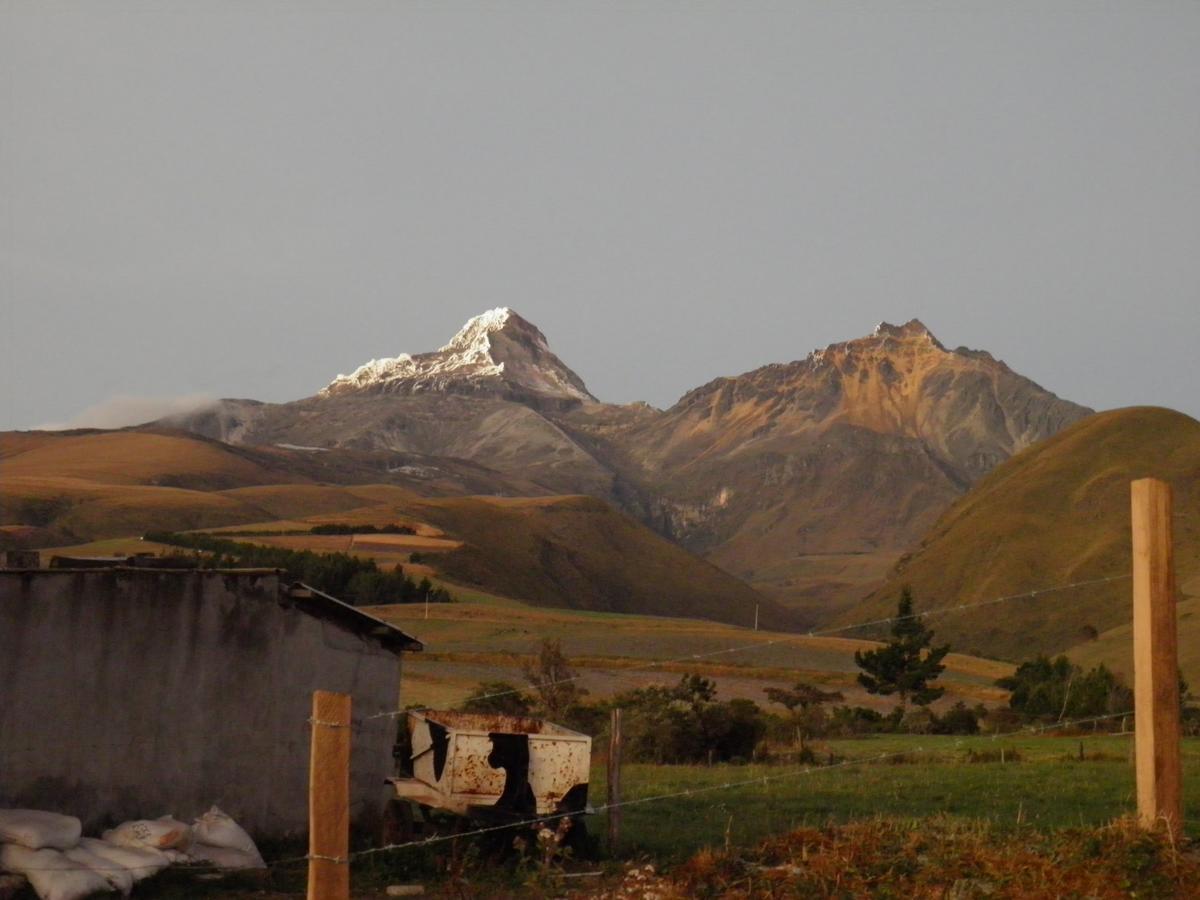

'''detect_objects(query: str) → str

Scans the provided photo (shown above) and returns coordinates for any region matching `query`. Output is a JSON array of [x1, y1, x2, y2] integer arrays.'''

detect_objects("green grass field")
[[590, 734, 1200, 860]]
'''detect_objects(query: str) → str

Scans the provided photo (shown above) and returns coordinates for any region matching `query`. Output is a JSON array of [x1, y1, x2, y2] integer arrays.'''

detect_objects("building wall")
[[0, 569, 403, 838]]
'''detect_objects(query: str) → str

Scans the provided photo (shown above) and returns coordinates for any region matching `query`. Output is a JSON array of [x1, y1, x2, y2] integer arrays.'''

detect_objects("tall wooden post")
[[1131, 478, 1182, 831], [607, 708, 622, 855], [308, 690, 352, 900]]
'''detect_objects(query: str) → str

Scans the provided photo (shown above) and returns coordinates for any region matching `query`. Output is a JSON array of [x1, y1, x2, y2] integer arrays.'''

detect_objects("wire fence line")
[[363, 572, 1133, 723], [0, 573, 1144, 877], [293, 708, 1148, 867], [0, 707, 1159, 875]]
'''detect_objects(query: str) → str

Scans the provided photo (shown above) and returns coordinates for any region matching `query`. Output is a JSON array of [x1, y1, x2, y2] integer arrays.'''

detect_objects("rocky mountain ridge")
[[159, 310, 1091, 624], [322, 307, 595, 407]]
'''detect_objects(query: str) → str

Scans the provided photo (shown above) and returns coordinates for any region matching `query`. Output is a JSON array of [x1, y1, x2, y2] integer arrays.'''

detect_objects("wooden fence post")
[[607, 708, 622, 855], [1131, 478, 1182, 832], [308, 690, 352, 900]]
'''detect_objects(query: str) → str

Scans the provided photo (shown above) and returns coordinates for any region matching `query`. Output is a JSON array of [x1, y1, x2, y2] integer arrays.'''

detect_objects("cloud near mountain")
[[34, 393, 219, 431]]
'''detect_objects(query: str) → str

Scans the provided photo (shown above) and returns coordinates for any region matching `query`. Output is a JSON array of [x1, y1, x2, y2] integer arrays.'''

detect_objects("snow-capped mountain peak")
[[322, 308, 595, 403]]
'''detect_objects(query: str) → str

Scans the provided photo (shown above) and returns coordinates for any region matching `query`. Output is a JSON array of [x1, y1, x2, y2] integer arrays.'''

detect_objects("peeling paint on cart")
[[390, 710, 591, 818]]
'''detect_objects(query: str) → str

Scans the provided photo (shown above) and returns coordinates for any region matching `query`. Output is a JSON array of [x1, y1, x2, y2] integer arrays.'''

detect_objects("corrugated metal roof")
[[286, 582, 423, 654]]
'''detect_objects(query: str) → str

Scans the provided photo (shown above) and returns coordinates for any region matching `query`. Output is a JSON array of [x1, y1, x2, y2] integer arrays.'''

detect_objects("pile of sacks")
[[0, 806, 264, 900]]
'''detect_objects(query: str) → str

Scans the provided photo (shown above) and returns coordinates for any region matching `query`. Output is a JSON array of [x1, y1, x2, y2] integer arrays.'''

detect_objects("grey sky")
[[2, 2, 1198, 430]]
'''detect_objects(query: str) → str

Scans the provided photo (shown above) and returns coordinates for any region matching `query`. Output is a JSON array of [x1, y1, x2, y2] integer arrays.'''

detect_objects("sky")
[[2, 2, 1198, 429]]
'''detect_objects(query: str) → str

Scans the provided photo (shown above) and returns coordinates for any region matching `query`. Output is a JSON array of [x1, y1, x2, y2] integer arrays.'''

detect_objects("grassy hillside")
[[0, 429, 789, 629], [841, 407, 1200, 667], [0, 430, 300, 487], [0, 430, 302, 542], [1065, 571, 1200, 689], [403, 494, 799, 628]]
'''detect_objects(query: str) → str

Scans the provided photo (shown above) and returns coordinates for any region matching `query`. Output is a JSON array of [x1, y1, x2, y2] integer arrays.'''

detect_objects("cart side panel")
[[529, 736, 592, 814], [409, 714, 454, 793], [449, 732, 507, 800]]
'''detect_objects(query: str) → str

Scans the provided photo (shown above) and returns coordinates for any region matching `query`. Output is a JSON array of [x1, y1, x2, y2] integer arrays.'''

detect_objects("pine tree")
[[854, 587, 949, 714]]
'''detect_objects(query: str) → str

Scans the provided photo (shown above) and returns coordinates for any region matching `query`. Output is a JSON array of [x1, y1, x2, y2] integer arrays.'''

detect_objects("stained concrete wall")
[[0, 569, 403, 838]]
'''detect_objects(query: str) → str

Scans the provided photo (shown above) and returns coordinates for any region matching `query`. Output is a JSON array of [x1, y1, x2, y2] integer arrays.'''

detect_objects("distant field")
[[371, 593, 1012, 713], [36, 536, 181, 562], [715, 549, 898, 623], [244, 533, 460, 553]]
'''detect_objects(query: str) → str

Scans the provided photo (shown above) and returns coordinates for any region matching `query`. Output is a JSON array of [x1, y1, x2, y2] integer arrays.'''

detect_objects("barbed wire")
[[1, 708, 1172, 875], [311, 708, 1147, 864], [0, 572, 1148, 879]]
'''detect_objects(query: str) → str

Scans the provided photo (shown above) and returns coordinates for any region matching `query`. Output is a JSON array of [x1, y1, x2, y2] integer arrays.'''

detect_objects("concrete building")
[[0, 567, 421, 838]]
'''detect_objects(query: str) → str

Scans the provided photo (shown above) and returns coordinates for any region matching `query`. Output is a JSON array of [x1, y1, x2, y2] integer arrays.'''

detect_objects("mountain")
[[559, 318, 1090, 619], [166, 309, 615, 497], [840, 407, 1200, 666], [159, 311, 1091, 624], [322, 307, 595, 406]]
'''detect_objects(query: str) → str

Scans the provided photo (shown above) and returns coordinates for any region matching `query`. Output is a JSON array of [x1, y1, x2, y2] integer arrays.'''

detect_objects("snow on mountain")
[[322, 308, 595, 402]]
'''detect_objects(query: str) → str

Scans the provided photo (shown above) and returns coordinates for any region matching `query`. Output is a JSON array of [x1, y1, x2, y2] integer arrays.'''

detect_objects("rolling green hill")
[[840, 407, 1200, 670]]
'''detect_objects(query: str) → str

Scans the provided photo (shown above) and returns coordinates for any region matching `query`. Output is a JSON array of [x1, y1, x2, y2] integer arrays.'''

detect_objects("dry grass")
[[376, 591, 1012, 711], [593, 816, 1200, 899], [0, 431, 291, 486]]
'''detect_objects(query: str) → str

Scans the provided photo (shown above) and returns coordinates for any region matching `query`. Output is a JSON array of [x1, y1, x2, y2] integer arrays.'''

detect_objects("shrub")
[[460, 681, 534, 717], [931, 702, 981, 735]]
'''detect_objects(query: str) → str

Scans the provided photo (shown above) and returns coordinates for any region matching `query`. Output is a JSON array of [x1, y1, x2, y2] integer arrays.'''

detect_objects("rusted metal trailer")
[[388, 710, 592, 838]]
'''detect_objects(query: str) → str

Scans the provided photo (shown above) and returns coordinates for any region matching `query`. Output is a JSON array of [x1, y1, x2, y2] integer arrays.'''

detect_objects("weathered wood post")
[[1131, 478, 1182, 831], [308, 690, 352, 900], [607, 707, 622, 855]]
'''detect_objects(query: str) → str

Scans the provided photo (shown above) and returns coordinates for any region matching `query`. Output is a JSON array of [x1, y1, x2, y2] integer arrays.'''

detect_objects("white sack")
[[102, 816, 191, 851], [62, 845, 133, 896], [0, 844, 113, 900], [192, 807, 264, 866], [77, 838, 168, 883], [0, 810, 82, 850], [188, 842, 265, 870]]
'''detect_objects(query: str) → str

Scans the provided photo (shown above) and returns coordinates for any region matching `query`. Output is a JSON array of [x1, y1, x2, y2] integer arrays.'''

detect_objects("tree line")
[[453, 587, 1197, 765], [142, 530, 453, 607]]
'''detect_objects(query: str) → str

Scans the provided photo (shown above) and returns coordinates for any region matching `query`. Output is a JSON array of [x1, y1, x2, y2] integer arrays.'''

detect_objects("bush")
[[459, 681, 534, 717], [606, 675, 768, 764], [996, 655, 1132, 723], [931, 702, 981, 735], [827, 706, 886, 736], [900, 707, 937, 734]]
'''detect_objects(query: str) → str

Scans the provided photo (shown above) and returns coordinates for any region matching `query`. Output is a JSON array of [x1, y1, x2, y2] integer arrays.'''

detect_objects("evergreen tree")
[[854, 587, 949, 713]]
